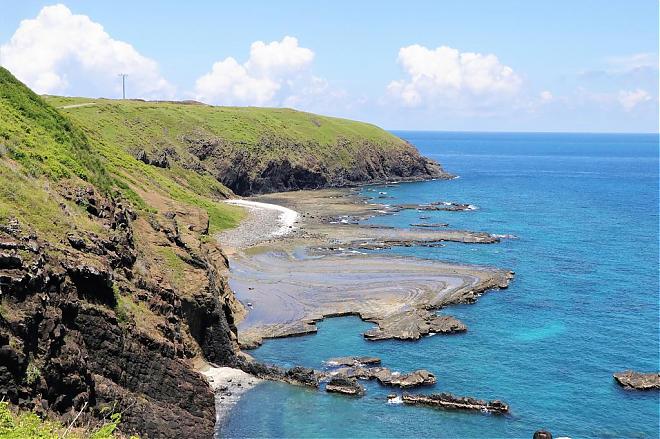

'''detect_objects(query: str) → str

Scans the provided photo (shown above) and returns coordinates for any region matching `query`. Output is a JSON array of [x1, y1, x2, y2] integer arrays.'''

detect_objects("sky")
[[1, 1, 658, 132]]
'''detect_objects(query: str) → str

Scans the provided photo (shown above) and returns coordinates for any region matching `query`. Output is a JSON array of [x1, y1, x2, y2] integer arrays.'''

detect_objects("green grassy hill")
[[46, 95, 447, 196], [0, 67, 243, 236]]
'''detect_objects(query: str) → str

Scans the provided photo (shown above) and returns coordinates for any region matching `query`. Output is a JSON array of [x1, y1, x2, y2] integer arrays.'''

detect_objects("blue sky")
[[1, 1, 658, 132]]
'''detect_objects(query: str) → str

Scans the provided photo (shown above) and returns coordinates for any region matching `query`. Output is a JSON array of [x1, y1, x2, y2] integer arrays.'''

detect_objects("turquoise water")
[[223, 132, 659, 438]]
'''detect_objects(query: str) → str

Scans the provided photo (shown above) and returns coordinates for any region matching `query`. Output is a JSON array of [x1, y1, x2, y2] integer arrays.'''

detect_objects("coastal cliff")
[[0, 67, 242, 438], [47, 96, 452, 195], [0, 67, 449, 437]]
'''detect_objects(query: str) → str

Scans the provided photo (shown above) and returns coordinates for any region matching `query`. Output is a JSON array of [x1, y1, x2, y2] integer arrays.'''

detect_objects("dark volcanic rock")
[[135, 149, 150, 164], [325, 376, 365, 396], [533, 431, 553, 439], [0, 252, 22, 269], [613, 370, 660, 390], [150, 152, 170, 168], [234, 357, 320, 388], [332, 366, 436, 388], [182, 132, 453, 196], [0, 191, 240, 438], [410, 223, 449, 228], [402, 392, 509, 414], [327, 356, 381, 367]]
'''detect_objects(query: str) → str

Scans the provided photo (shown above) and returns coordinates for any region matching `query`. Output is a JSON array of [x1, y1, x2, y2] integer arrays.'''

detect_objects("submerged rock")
[[402, 392, 509, 414], [613, 370, 660, 390], [325, 377, 365, 396]]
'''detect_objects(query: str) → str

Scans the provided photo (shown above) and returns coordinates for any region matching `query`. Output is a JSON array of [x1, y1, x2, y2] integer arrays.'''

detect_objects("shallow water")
[[222, 132, 659, 438]]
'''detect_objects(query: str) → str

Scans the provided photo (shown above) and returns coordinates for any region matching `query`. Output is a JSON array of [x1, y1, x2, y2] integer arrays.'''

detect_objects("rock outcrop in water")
[[364, 311, 467, 341], [402, 392, 509, 414], [613, 371, 660, 390], [325, 357, 437, 389], [325, 377, 365, 396]]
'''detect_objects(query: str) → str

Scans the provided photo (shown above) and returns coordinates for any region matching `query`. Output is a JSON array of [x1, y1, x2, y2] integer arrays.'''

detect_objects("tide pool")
[[222, 132, 659, 438]]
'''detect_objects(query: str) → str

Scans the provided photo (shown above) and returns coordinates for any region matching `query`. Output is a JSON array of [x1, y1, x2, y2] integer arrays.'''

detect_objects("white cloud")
[[194, 36, 316, 106], [606, 53, 658, 72], [0, 4, 173, 98], [539, 90, 554, 103], [387, 44, 522, 110], [618, 89, 651, 112]]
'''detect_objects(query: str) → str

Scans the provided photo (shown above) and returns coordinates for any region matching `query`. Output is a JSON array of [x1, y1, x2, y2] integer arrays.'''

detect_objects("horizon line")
[[386, 129, 660, 136]]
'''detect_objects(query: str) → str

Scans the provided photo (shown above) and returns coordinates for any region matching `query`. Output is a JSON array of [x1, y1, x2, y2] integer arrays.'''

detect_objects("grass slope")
[[0, 68, 243, 236], [44, 96, 414, 185]]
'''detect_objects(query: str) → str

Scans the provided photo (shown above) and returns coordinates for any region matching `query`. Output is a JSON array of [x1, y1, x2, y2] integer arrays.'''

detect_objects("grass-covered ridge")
[[0, 68, 244, 235], [44, 95, 440, 195], [45, 96, 404, 147]]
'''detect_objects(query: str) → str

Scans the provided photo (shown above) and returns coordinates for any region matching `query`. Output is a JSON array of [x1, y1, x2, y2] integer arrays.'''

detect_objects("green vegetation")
[[0, 67, 243, 235], [0, 69, 110, 190], [25, 361, 41, 386], [0, 402, 132, 439], [45, 96, 402, 147], [44, 95, 411, 182], [1, 66, 410, 238]]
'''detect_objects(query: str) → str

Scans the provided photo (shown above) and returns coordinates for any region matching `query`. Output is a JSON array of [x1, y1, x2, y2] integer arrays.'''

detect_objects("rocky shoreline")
[[217, 188, 513, 349], [207, 186, 515, 432]]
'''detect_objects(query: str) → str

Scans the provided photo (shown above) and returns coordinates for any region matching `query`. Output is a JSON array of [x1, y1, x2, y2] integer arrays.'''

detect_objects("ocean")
[[221, 132, 659, 438]]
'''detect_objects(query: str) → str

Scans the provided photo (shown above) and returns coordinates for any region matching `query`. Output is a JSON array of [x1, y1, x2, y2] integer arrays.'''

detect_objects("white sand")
[[200, 365, 262, 430], [219, 199, 300, 248], [225, 199, 299, 236]]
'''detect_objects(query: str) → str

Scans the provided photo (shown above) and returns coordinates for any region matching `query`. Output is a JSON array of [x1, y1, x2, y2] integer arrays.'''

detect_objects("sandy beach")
[[219, 199, 300, 250]]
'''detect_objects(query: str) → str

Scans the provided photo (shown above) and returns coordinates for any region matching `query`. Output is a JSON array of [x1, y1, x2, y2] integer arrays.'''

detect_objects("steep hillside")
[[0, 67, 242, 437], [46, 96, 451, 195]]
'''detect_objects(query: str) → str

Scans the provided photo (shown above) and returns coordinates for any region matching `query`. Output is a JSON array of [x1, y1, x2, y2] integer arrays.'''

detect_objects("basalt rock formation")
[[191, 136, 451, 196], [613, 371, 660, 390], [0, 185, 241, 438], [402, 392, 509, 414], [325, 377, 365, 396]]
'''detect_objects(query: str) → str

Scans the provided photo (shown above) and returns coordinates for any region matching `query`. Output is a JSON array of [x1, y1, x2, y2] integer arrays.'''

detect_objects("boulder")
[[0, 252, 22, 269]]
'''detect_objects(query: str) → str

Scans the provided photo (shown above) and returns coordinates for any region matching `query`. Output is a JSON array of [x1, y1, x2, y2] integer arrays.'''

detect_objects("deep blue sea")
[[223, 132, 659, 438]]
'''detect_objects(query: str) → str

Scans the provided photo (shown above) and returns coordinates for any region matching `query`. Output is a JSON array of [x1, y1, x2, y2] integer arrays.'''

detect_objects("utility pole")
[[118, 73, 128, 99]]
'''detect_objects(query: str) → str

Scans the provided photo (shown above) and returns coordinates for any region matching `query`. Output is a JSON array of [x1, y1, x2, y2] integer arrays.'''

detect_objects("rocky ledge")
[[325, 377, 365, 396], [325, 357, 436, 389], [364, 311, 467, 341], [393, 201, 476, 212], [402, 392, 509, 415], [186, 135, 453, 196], [613, 371, 660, 390]]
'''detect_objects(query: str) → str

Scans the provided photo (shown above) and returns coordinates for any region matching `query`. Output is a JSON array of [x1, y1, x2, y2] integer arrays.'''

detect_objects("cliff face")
[[0, 68, 241, 438], [186, 134, 449, 196], [0, 185, 239, 438], [48, 97, 453, 196]]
